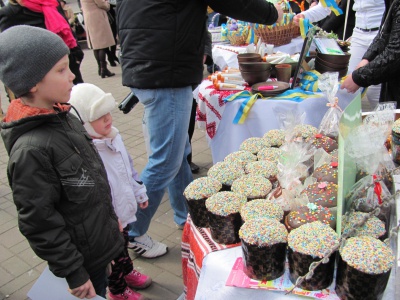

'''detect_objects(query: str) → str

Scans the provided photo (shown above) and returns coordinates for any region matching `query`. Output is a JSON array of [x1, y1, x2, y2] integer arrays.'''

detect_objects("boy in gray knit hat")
[[0, 26, 125, 299]]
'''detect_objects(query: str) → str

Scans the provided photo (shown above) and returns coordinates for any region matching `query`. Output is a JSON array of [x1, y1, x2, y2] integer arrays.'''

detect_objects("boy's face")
[[91, 113, 113, 137], [33, 55, 75, 108]]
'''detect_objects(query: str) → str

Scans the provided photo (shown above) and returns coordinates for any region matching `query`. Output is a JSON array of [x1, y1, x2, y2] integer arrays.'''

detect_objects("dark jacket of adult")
[[352, 0, 400, 105], [116, 0, 278, 89], [0, 2, 84, 84], [1, 103, 125, 289]]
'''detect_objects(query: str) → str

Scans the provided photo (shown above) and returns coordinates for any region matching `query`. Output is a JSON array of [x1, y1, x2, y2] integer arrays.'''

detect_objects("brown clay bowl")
[[315, 57, 348, 69], [240, 68, 272, 86], [315, 60, 347, 72], [315, 64, 348, 78], [239, 62, 272, 72], [316, 52, 351, 65], [237, 53, 262, 63]]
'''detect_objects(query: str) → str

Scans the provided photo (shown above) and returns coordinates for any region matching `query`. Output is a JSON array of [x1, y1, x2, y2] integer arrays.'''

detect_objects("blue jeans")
[[128, 87, 193, 238]]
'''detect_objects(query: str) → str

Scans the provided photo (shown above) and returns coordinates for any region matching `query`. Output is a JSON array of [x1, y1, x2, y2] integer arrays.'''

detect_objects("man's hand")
[[69, 280, 96, 299], [293, 14, 305, 26], [275, 4, 284, 23], [139, 200, 149, 209], [341, 74, 360, 94]]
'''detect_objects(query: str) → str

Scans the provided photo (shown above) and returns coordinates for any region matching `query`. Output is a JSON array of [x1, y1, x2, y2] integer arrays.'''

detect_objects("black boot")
[[100, 62, 115, 78]]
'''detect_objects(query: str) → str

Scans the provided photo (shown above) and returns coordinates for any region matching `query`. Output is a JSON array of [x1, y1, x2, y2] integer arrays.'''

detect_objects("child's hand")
[[139, 201, 149, 209], [69, 279, 96, 299]]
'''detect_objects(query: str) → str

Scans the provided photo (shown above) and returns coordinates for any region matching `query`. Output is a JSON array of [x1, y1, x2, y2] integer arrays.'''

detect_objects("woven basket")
[[254, 24, 294, 46], [292, 25, 301, 38], [227, 34, 247, 46]]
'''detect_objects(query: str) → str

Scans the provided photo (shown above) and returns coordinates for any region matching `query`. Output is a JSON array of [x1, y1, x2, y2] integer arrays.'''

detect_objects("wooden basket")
[[227, 34, 247, 46], [254, 24, 294, 46]]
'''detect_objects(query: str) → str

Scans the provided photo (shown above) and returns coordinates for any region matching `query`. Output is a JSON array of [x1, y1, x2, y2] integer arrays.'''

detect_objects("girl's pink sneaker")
[[108, 287, 145, 300], [125, 270, 152, 289]]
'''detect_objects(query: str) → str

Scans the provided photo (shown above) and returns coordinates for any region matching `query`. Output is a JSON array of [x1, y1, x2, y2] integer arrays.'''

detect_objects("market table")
[[194, 80, 356, 164]]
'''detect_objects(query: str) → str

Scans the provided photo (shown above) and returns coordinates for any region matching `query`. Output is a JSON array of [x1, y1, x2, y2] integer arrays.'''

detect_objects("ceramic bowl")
[[315, 57, 348, 69], [239, 62, 272, 72], [237, 53, 262, 63], [316, 52, 351, 64], [240, 68, 272, 86]]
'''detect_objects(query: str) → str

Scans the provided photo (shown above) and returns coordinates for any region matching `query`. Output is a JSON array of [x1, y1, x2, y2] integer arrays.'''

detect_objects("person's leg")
[[129, 87, 193, 236], [89, 268, 108, 298], [187, 98, 200, 173], [96, 48, 115, 78]]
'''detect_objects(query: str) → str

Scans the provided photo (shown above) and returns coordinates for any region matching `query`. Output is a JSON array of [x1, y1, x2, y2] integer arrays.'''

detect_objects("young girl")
[[0, 26, 124, 299], [69, 83, 152, 300]]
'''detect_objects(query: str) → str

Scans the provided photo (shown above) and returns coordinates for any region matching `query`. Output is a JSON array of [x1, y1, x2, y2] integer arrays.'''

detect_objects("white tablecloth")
[[212, 37, 309, 70], [195, 86, 356, 164]]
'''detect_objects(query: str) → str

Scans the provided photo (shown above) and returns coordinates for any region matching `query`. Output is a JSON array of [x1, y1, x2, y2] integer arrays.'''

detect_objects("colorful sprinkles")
[[340, 236, 394, 274], [257, 147, 282, 163], [263, 129, 285, 147], [286, 204, 336, 230], [342, 211, 386, 238], [239, 218, 288, 246], [183, 177, 222, 200], [245, 160, 278, 179], [288, 221, 339, 258], [231, 174, 272, 198], [392, 118, 400, 134], [313, 163, 338, 184], [307, 134, 338, 153], [207, 161, 245, 185], [239, 137, 270, 154], [241, 198, 284, 222], [224, 150, 257, 167], [293, 124, 318, 140], [205, 191, 247, 216], [301, 181, 338, 208]]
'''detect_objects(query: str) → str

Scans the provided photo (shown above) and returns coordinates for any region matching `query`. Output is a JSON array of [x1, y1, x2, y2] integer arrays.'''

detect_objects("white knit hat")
[[69, 83, 117, 138]]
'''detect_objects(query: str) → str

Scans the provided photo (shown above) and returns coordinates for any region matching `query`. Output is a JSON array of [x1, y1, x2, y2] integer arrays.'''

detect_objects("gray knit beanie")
[[0, 25, 70, 98]]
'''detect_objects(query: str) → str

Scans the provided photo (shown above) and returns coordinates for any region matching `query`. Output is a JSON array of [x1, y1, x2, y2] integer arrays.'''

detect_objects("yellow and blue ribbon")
[[224, 91, 263, 124], [273, 88, 322, 102], [299, 18, 312, 39], [299, 70, 322, 92], [319, 0, 343, 16]]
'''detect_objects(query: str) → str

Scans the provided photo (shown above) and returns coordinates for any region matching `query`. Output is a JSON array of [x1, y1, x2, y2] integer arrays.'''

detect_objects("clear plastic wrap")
[[271, 141, 314, 211], [317, 72, 342, 140], [345, 122, 394, 231]]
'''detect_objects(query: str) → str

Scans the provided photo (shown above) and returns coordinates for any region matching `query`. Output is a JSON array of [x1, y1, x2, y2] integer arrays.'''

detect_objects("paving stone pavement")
[[0, 45, 212, 300]]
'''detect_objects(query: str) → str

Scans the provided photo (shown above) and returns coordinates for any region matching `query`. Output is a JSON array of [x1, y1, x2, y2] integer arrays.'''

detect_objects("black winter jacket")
[[1, 104, 124, 289], [352, 0, 400, 105], [116, 0, 278, 89]]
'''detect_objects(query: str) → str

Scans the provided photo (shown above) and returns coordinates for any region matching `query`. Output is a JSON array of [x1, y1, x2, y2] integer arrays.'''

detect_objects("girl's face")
[[91, 113, 113, 137], [31, 55, 75, 109]]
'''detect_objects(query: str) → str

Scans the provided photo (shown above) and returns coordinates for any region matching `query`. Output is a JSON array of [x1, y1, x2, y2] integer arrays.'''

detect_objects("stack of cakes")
[[288, 221, 339, 290], [240, 198, 284, 223], [239, 218, 288, 281], [257, 147, 282, 164], [183, 177, 222, 227], [341, 211, 386, 240], [293, 124, 318, 141], [205, 191, 247, 244], [263, 129, 285, 148], [239, 137, 270, 155], [231, 174, 272, 201], [244, 160, 278, 183], [207, 161, 245, 191], [284, 203, 336, 232], [301, 181, 338, 216], [313, 162, 339, 184], [224, 150, 257, 168], [307, 133, 338, 153], [336, 236, 394, 299]]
